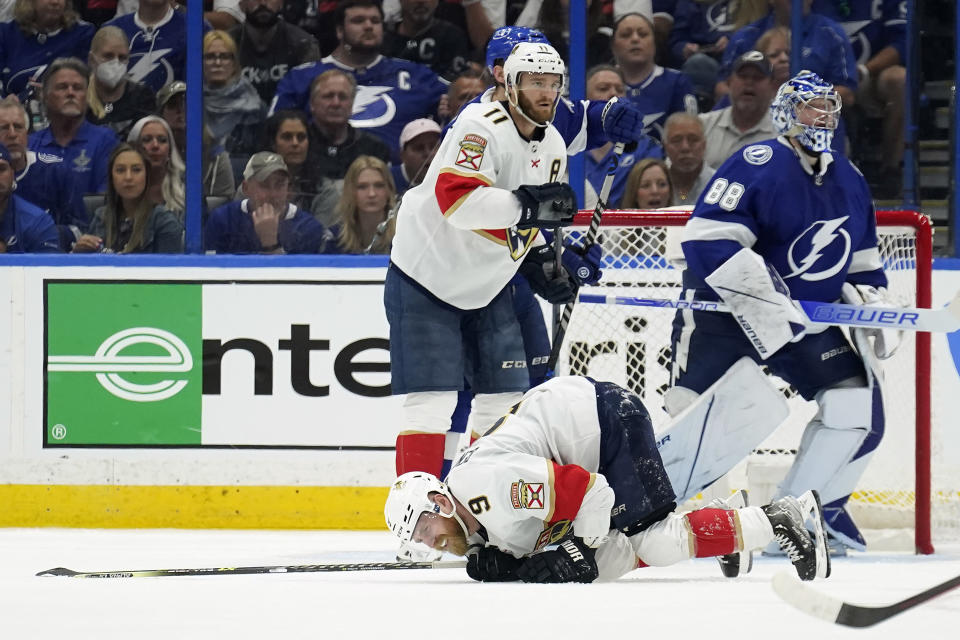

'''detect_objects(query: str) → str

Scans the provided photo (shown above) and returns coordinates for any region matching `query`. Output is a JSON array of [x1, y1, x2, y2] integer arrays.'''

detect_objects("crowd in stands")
[[0, 0, 908, 254]]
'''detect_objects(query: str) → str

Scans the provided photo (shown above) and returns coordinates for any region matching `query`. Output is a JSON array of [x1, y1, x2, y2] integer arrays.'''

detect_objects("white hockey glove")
[[704, 248, 807, 359], [841, 282, 902, 359]]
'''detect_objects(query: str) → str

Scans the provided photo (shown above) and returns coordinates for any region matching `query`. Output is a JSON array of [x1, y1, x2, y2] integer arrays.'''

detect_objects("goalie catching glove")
[[519, 244, 576, 304], [513, 182, 577, 230], [704, 248, 807, 359], [841, 282, 902, 359]]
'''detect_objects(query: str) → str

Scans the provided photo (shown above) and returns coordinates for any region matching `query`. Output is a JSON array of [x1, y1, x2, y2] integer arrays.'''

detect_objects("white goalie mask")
[[770, 70, 842, 154], [384, 471, 463, 544], [503, 41, 565, 128]]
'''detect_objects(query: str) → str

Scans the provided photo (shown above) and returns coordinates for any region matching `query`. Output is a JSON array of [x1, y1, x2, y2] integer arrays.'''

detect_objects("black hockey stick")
[[37, 560, 467, 579], [772, 570, 960, 627], [546, 141, 626, 373]]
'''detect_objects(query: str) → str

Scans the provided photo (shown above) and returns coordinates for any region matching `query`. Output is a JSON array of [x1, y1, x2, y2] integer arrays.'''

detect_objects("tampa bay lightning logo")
[[784, 216, 851, 281], [706, 0, 736, 32], [743, 144, 773, 165], [127, 51, 175, 88], [350, 85, 397, 129]]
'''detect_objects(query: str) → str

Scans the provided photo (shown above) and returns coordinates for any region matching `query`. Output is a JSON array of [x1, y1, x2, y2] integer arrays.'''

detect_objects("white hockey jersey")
[[446, 377, 644, 579], [390, 101, 568, 309]]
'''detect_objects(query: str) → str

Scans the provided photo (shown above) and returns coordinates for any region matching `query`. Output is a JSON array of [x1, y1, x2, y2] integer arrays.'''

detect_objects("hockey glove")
[[841, 282, 902, 359], [516, 537, 599, 584], [513, 183, 577, 230], [466, 546, 523, 582], [561, 243, 603, 286], [518, 244, 576, 304], [601, 96, 644, 145]]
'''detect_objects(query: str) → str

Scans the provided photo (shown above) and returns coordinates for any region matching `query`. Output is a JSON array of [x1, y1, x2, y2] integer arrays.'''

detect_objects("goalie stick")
[[772, 570, 960, 628], [577, 291, 960, 333], [37, 560, 467, 579], [546, 141, 626, 372]]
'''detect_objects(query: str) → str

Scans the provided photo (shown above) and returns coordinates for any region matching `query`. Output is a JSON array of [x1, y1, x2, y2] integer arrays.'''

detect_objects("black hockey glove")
[[466, 546, 523, 582], [518, 244, 576, 304], [513, 182, 577, 230], [516, 537, 599, 584]]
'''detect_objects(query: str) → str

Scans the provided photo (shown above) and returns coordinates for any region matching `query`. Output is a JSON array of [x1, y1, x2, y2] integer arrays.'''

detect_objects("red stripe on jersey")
[[548, 462, 591, 524], [685, 508, 738, 557], [435, 171, 488, 216]]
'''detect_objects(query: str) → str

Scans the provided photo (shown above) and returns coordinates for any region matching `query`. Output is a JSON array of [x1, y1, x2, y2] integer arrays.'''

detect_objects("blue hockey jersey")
[[623, 66, 698, 141], [271, 55, 446, 155], [0, 20, 95, 96], [812, 0, 906, 65], [681, 137, 886, 305], [0, 194, 60, 253], [105, 8, 209, 93]]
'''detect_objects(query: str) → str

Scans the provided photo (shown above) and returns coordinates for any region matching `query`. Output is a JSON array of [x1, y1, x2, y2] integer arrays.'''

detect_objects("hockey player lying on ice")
[[385, 376, 831, 584]]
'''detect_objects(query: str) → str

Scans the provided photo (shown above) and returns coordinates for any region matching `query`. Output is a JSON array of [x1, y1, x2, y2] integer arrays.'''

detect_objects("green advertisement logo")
[[45, 282, 203, 445]]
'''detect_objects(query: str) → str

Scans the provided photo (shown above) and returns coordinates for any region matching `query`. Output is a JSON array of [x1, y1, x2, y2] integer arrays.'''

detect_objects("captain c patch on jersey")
[[455, 134, 487, 170], [510, 480, 544, 509]]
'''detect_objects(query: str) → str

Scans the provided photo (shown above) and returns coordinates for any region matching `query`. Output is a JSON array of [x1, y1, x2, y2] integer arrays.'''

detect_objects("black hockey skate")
[[708, 489, 752, 578], [762, 490, 830, 581]]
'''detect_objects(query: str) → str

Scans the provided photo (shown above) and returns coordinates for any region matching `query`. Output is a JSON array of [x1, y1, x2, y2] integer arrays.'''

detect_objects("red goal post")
[[559, 208, 937, 553]]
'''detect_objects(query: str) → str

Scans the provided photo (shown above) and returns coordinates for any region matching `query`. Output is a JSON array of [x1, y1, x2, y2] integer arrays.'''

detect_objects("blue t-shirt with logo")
[[28, 121, 118, 194]]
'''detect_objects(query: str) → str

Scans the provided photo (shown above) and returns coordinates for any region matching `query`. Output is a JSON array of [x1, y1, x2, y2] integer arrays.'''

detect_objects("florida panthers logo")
[[784, 216, 851, 281]]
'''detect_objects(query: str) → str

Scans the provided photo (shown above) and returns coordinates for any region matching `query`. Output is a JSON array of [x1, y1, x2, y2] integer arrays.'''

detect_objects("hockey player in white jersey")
[[386, 43, 579, 483], [384, 376, 831, 583]]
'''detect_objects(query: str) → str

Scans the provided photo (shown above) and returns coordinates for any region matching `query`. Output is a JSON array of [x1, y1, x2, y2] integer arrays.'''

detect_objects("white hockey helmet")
[[384, 471, 457, 543], [503, 41, 565, 127], [770, 70, 842, 153]]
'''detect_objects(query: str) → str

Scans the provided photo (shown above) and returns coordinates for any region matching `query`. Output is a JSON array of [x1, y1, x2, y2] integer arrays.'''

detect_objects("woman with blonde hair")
[[0, 0, 95, 117], [127, 115, 186, 218], [333, 156, 397, 255], [202, 29, 264, 165], [72, 143, 183, 254], [621, 158, 674, 209], [86, 25, 155, 140]]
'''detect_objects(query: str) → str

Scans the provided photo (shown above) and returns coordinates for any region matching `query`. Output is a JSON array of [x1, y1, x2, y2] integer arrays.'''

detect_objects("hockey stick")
[[37, 560, 467, 579], [577, 291, 960, 333], [546, 141, 626, 372], [772, 570, 960, 628]]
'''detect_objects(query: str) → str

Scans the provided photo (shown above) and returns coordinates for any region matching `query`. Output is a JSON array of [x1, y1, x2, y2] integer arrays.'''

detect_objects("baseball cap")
[[243, 152, 289, 182], [399, 118, 442, 149], [156, 81, 187, 110], [732, 50, 772, 76]]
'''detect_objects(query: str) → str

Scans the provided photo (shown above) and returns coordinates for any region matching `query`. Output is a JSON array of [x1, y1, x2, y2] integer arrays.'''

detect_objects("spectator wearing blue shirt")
[[391, 118, 440, 197], [583, 64, 663, 208], [0, 142, 60, 253], [0, 0, 95, 99], [0, 95, 87, 250], [612, 11, 699, 142], [668, 0, 738, 110], [28, 58, 119, 194], [205, 151, 338, 254]]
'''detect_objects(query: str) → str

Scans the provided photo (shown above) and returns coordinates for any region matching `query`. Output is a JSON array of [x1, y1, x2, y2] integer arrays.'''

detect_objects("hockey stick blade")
[[578, 291, 960, 333], [772, 570, 960, 628], [37, 560, 467, 579]]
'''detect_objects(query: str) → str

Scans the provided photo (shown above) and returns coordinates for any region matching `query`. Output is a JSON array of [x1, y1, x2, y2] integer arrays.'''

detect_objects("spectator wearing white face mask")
[[86, 25, 156, 140]]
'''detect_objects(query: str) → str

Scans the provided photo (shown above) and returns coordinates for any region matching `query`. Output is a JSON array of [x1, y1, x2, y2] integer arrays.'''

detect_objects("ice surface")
[[2, 528, 957, 639]]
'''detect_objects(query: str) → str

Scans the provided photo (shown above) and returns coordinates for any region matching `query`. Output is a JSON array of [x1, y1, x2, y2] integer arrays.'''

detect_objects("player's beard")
[[436, 529, 469, 556], [516, 91, 554, 126]]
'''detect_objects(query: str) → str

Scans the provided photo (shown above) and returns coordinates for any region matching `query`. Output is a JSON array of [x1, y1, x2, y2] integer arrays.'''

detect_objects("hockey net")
[[557, 209, 956, 553]]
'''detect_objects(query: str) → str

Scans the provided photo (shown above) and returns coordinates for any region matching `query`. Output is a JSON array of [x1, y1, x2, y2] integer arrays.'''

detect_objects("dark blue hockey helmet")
[[486, 26, 550, 73]]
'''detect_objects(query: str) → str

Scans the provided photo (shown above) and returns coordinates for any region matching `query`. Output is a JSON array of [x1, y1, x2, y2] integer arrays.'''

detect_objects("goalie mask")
[[503, 42, 565, 128], [384, 471, 468, 547], [770, 70, 842, 154]]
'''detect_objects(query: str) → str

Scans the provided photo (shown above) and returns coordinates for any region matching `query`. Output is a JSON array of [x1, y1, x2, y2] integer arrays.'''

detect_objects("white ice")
[[2, 528, 958, 639]]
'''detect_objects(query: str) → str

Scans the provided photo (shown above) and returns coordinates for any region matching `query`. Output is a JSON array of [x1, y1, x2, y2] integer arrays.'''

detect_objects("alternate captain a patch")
[[456, 134, 487, 170], [510, 480, 545, 509]]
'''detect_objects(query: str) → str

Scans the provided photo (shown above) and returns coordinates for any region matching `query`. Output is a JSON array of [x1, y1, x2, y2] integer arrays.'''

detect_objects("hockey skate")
[[396, 539, 442, 563], [762, 490, 830, 581], [708, 489, 752, 578]]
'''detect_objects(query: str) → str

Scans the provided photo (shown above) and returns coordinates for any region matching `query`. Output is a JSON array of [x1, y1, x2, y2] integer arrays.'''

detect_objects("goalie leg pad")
[[594, 382, 677, 535], [658, 358, 789, 502]]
